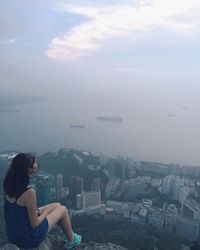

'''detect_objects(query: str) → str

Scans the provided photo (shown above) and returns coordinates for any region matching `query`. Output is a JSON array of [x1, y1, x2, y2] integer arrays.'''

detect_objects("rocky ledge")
[[0, 235, 127, 250]]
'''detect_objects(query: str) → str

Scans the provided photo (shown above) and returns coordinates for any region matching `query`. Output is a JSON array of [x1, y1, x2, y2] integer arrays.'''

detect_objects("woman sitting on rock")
[[3, 153, 81, 249]]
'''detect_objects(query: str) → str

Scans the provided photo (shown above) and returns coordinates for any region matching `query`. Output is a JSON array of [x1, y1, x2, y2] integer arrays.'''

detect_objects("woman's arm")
[[24, 188, 48, 228]]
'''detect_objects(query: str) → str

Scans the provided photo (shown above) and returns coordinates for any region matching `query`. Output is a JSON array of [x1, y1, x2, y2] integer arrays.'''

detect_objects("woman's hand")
[[37, 208, 42, 216]]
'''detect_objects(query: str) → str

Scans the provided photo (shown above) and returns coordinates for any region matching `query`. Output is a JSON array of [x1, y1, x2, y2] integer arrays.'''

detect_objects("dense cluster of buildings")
[[161, 175, 190, 203], [2, 151, 200, 245], [102, 157, 200, 242]]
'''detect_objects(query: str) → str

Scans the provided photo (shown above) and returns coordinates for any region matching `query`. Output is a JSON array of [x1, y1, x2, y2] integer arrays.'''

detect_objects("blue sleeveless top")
[[4, 188, 49, 249]]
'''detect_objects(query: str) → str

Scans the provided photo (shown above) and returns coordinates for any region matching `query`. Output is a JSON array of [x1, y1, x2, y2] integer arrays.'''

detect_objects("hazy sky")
[[1, 0, 200, 164]]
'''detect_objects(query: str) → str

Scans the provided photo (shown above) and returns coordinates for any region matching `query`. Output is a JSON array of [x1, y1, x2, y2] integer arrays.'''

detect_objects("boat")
[[70, 124, 85, 129], [96, 116, 123, 123]]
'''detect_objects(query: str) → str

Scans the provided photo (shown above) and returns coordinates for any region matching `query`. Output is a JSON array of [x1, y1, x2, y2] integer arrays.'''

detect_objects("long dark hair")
[[3, 153, 36, 198]]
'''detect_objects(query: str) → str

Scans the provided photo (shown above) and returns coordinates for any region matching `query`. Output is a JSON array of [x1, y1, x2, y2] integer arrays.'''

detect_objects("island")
[[96, 116, 123, 123]]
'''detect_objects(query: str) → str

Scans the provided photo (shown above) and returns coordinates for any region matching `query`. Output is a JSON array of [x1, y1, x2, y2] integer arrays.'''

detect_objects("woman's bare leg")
[[46, 205, 73, 241], [38, 202, 61, 215]]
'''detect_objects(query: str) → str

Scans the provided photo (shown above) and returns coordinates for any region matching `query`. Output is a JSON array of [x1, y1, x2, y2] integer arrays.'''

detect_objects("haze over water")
[[1, 0, 200, 165]]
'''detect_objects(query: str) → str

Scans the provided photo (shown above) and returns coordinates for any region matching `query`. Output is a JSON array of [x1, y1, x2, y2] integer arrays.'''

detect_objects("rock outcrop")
[[0, 235, 127, 250]]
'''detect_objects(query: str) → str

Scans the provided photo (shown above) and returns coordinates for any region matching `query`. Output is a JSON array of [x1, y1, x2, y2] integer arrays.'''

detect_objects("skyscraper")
[[36, 174, 51, 207], [91, 178, 101, 192], [56, 173, 63, 201], [69, 176, 83, 207], [109, 159, 130, 180]]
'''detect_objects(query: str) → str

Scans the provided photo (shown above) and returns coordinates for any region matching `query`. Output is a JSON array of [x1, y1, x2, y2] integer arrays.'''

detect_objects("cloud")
[[46, 0, 200, 61]]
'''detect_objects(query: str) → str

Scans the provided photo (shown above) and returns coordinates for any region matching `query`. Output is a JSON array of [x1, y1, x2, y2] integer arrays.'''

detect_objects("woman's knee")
[[60, 205, 68, 214], [53, 202, 61, 207]]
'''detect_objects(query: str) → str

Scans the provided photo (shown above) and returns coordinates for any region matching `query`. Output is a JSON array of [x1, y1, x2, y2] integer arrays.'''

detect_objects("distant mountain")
[[37, 148, 108, 192]]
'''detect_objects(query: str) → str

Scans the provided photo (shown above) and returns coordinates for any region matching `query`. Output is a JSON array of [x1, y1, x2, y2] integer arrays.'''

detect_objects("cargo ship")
[[96, 116, 123, 123], [70, 124, 85, 129]]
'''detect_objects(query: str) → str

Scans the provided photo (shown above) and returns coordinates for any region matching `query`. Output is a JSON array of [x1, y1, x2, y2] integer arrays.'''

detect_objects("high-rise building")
[[109, 159, 115, 177], [161, 176, 189, 204], [164, 204, 178, 233], [74, 191, 101, 210], [36, 174, 51, 206], [122, 203, 129, 218], [161, 175, 174, 195], [69, 176, 83, 207], [176, 215, 200, 241], [56, 173, 63, 201], [91, 178, 101, 192], [82, 191, 101, 209], [76, 194, 83, 210], [172, 177, 189, 204], [109, 158, 133, 180], [178, 186, 190, 204], [115, 161, 126, 180], [99, 154, 109, 165], [181, 198, 200, 220]]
